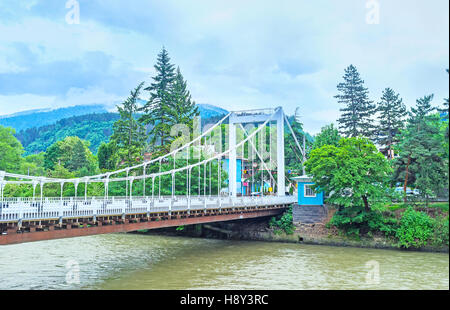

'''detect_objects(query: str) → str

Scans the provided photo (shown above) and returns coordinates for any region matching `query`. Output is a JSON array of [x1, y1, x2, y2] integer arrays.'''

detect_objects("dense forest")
[[0, 104, 109, 132], [15, 112, 120, 155]]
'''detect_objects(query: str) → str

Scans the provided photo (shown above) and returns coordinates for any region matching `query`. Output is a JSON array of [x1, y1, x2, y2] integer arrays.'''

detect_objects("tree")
[[374, 88, 407, 159], [168, 67, 200, 129], [111, 82, 147, 168], [305, 137, 392, 212], [67, 138, 88, 171], [305, 137, 393, 236], [312, 123, 341, 149], [284, 116, 313, 177], [393, 95, 436, 200], [335, 65, 376, 138], [139, 47, 176, 153], [43, 136, 96, 174], [98, 141, 118, 170], [439, 69, 449, 140], [0, 126, 24, 172], [394, 96, 448, 204]]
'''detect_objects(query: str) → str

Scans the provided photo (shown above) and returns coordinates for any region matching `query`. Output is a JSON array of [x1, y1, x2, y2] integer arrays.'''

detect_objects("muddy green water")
[[0, 233, 448, 290]]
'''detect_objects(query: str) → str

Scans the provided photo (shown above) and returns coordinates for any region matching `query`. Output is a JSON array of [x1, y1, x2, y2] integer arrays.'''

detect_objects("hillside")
[[0, 104, 109, 132], [12, 103, 229, 155], [16, 113, 120, 155]]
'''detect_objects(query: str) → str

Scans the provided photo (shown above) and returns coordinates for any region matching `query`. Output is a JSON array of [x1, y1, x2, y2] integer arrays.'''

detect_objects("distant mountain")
[[16, 113, 120, 155], [0, 103, 228, 133], [197, 104, 228, 119], [0, 108, 52, 119], [0, 104, 109, 132], [10, 103, 229, 155]]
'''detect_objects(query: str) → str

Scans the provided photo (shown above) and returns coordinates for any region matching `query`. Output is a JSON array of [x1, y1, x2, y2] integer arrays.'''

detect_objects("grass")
[[385, 202, 449, 212]]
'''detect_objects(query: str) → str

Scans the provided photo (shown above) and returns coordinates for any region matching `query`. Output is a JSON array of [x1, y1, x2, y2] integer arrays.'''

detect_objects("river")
[[0, 233, 448, 290]]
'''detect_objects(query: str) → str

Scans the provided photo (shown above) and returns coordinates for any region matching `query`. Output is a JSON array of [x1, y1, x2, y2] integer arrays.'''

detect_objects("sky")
[[0, 0, 448, 134]]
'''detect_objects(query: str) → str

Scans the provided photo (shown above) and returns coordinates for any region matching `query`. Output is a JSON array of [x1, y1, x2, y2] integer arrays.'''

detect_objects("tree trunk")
[[403, 154, 411, 203], [362, 195, 370, 212]]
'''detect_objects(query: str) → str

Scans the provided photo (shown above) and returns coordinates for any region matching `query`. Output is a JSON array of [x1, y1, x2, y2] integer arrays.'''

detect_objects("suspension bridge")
[[0, 107, 305, 245]]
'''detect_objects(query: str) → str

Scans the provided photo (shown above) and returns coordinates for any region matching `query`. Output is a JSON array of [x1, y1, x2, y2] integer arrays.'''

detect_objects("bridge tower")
[[228, 107, 285, 197]]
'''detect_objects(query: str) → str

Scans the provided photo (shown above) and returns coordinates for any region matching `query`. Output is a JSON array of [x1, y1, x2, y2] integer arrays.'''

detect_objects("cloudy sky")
[[0, 0, 448, 133]]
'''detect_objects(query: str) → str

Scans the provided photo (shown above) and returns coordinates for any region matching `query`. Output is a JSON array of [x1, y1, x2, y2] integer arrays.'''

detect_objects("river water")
[[0, 233, 448, 290]]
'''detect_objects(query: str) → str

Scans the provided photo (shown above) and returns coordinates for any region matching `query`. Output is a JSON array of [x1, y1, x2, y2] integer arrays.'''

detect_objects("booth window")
[[304, 184, 316, 197]]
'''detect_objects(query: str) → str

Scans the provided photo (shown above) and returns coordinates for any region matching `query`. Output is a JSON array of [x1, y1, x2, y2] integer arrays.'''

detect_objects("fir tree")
[[393, 94, 448, 203], [168, 67, 200, 129], [139, 47, 176, 152], [439, 69, 449, 140], [410, 94, 435, 123], [375, 88, 407, 159], [67, 139, 88, 171], [112, 82, 147, 168], [335, 65, 375, 138]]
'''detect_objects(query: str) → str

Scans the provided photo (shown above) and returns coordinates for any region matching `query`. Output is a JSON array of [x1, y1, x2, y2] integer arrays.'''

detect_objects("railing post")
[[276, 108, 286, 196], [74, 180, 79, 200], [32, 181, 37, 202], [171, 172, 175, 200], [84, 179, 88, 201], [143, 164, 147, 198], [229, 113, 237, 198], [93, 198, 97, 224], [39, 179, 45, 214], [0, 171, 4, 210], [129, 177, 134, 211]]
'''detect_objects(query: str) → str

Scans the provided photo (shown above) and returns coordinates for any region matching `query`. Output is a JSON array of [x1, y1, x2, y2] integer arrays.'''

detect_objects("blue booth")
[[291, 175, 324, 206]]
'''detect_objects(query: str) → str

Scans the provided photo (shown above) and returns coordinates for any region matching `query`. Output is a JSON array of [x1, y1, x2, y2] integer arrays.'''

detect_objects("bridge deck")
[[0, 196, 296, 245]]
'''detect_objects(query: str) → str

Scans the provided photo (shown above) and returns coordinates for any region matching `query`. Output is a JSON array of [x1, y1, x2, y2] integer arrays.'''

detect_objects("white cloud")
[[0, 0, 448, 133]]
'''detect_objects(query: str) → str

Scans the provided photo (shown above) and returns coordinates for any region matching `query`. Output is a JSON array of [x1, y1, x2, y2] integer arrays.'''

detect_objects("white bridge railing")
[[0, 195, 297, 223]]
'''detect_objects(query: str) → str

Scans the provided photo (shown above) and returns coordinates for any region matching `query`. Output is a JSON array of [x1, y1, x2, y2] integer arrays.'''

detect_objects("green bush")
[[396, 207, 434, 248], [269, 206, 295, 235], [431, 216, 449, 247], [328, 206, 398, 238]]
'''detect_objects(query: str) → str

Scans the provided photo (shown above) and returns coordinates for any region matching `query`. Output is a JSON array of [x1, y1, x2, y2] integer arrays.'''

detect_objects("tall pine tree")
[[112, 82, 147, 168], [393, 94, 447, 202], [168, 67, 199, 129], [335, 65, 375, 138], [139, 47, 176, 153], [375, 88, 407, 159]]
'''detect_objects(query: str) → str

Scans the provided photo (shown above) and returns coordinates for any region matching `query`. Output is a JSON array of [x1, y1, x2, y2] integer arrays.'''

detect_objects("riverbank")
[[136, 208, 449, 253]]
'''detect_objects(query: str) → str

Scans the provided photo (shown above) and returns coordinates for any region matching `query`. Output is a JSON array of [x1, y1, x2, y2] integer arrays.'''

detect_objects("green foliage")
[[284, 116, 314, 177], [168, 67, 200, 130], [269, 206, 295, 235], [431, 216, 449, 247], [15, 113, 119, 155], [111, 82, 147, 168], [312, 123, 341, 150], [140, 47, 177, 154], [43, 136, 98, 175], [396, 207, 434, 248], [329, 206, 398, 238], [97, 141, 118, 170], [0, 126, 24, 172], [335, 65, 376, 138], [374, 88, 407, 158], [305, 137, 392, 210], [0, 104, 108, 132], [393, 95, 448, 202]]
